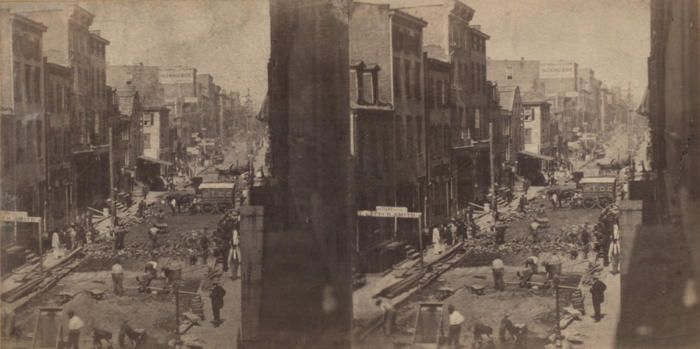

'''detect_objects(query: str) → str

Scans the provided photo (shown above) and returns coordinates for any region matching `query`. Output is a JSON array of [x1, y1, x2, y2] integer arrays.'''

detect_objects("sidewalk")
[[352, 188, 541, 335], [563, 268, 621, 348], [182, 276, 241, 348]]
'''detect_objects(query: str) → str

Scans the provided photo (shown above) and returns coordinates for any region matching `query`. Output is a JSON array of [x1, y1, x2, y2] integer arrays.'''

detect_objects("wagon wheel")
[[583, 198, 596, 209], [218, 202, 233, 212], [597, 197, 613, 208], [202, 203, 215, 214]]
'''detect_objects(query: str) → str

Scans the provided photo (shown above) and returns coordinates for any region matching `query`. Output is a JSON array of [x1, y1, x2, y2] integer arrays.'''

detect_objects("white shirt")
[[111, 263, 123, 274], [232, 230, 240, 246], [492, 258, 504, 269], [68, 316, 84, 330], [449, 311, 465, 326], [612, 224, 620, 240]]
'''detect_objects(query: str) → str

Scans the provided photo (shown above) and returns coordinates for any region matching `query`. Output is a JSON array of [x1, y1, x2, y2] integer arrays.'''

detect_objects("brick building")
[[22, 4, 112, 210], [45, 61, 75, 231], [349, 2, 427, 243], [0, 9, 47, 251]]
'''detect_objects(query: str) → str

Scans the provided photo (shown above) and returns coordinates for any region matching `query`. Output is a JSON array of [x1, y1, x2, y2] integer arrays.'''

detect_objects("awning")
[[138, 155, 173, 166], [518, 150, 554, 161]]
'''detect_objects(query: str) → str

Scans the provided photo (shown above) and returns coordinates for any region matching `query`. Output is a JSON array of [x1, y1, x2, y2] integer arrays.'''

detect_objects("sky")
[[466, 0, 650, 104], [8, 0, 649, 107], [83, 0, 271, 108]]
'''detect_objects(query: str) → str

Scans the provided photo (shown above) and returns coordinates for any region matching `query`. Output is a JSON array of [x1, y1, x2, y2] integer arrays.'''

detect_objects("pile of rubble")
[[83, 228, 208, 260]]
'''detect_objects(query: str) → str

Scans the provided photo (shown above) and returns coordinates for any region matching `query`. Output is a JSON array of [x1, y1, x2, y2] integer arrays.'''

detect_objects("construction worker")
[[529, 220, 541, 243], [525, 256, 539, 274], [518, 194, 528, 213], [148, 224, 159, 250], [111, 259, 124, 296], [375, 297, 396, 336], [66, 310, 84, 349], [492, 257, 505, 291], [472, 322, 494, 349], [499, 311, 516, 342], [447, 305, 464, 348]]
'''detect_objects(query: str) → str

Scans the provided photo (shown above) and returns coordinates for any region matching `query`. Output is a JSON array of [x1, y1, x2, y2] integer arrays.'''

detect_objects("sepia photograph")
[[0, 0, 698, 348]]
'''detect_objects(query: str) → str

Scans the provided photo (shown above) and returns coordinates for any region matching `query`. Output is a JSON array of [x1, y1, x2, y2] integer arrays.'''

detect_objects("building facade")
[[424, 56, 452, 225], [0, 9, 47, 250], [22, 4, 112, 210], [45, 61, 75, 231], [349, 2, 426, 241]]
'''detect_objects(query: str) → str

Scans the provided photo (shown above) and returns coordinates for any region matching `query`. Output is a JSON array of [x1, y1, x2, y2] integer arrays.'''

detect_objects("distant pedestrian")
[[580, 223, 591, 259], [529, 221, 541, 243], [432, 226, 444, 254], [550, 192, 558, 210], [66, 310, 84, 349], [210, 281, 226, 327], [200, 230, 210, 265], [375, 297, 396, 336], [448, 222, 458, 246], [492, 257, 505, 291], [518, 195, 528, 213], [114, 226, 126, 250], [447, 305, 464, 348], [148, 224, 159, 250], [67, 225, 77, 250], [229, 229, 240, 279], [138, 199, 146, 218], [170, 197, 178, 215], [52, 231, 64, 259], [609, 221, 621, 274], [494, 223, 507, 245], [111, 260, 124, 296], [590, 275, 607, 322]]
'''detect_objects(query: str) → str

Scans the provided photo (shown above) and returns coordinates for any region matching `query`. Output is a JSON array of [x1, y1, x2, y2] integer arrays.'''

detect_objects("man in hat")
[[210, 280, 226, 327], [590, 274, 607, 321]]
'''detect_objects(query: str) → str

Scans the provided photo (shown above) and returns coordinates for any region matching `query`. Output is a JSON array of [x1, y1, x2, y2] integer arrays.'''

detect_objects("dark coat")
[[590, 279, 607, 304], [210, 284, 226, 309]]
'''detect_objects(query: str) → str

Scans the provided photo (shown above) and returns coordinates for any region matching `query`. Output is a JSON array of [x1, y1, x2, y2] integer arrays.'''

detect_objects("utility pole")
[[489, 122, 497, 222], [108, 126, 116, 228], [42, 109, 49, 279], [554, 275, 562, 348]]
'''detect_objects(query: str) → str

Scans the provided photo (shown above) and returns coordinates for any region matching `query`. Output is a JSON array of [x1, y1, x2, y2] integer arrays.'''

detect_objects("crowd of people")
[[48, 211, 95, 259]]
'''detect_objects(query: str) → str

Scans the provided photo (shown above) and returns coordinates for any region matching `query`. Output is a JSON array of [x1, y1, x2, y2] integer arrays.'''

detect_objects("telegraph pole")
[[489, 122, 497, 222], [108, 126, 116, 228]]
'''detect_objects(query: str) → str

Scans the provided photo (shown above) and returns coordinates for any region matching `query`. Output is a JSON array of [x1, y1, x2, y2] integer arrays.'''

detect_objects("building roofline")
[[12, 13, 47, 32], [470, 25, 490, 39], [89, 31, 110, 44], [390, 8, 427, 27]]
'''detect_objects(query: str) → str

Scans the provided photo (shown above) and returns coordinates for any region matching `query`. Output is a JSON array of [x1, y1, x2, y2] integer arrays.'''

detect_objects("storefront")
[[517, 150, 555, 185]]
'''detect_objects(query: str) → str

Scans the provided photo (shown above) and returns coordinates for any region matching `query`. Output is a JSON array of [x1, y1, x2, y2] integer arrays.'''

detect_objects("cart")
[[196, 182, 236, 213], [577, 176, 617, 209]]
